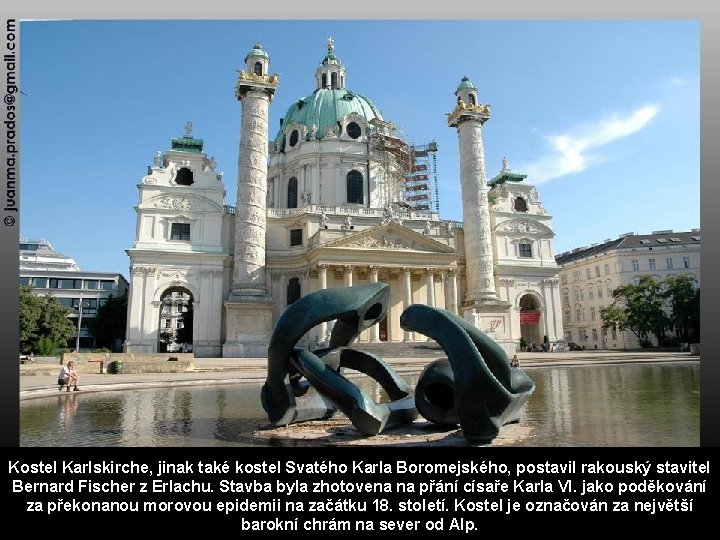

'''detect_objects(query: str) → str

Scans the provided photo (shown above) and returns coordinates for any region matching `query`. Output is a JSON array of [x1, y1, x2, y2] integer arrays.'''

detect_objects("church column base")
[[222, 299, 274, 358], [462, 302, 515, 357], [124, 342, 156, 354], [192, 341, 223, 358]]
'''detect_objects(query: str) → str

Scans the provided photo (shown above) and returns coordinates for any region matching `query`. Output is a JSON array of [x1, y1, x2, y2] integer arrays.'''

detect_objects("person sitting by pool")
[[58, 361, 80, 392], [510, 355, 520, 368]]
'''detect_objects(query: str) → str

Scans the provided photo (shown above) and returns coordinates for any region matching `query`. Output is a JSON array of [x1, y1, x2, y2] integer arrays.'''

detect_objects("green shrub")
[[36, 336, 57, 356]]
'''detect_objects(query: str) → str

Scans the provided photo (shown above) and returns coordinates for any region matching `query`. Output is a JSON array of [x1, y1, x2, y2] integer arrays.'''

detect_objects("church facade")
[[124, 40, 563, 358]]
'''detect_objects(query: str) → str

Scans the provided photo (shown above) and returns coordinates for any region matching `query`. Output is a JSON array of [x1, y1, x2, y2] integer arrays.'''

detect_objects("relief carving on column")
[[235, 207, 265, 225], [243, 98, 263, 116]]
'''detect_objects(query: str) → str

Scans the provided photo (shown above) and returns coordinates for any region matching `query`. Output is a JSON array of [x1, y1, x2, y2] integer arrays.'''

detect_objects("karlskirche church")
[[124, 40, 563, 358]]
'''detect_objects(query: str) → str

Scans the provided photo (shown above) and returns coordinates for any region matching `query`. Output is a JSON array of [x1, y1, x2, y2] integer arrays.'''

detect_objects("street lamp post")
[[75, 294, 83, 353]]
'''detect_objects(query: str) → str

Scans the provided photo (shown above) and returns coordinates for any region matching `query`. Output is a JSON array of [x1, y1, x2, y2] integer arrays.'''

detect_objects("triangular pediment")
[[320, 222, 455, 253]]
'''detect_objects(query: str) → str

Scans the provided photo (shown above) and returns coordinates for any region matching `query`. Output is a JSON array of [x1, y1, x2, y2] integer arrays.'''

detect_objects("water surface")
[[20, 362, 699, 447]]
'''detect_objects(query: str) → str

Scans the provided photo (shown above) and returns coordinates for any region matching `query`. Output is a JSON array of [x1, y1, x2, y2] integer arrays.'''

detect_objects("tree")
[[19, 285, 43, 351], [601, 276, 671, 347], [19, 285, 76, 354], [662, 274, 700, 341], [158, 329, 174, 352], [600, 304, 628, 336], [88, 294, 128, 351], [175, 302, 193, 345]]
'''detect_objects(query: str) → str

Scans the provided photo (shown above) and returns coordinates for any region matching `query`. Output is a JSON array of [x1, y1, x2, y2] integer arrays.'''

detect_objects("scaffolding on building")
[[404, 141, 439, 214], [369, 119, 412, 208]]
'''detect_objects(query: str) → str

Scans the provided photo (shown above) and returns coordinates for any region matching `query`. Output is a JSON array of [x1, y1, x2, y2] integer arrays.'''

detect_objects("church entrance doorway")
[[519, 294, 543, 350], [379, 316, 388, 342], [158, 286, 194, 352]]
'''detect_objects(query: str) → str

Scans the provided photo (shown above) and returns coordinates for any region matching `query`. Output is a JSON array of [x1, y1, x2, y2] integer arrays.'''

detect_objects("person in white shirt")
[[58, 361, 80, 392]]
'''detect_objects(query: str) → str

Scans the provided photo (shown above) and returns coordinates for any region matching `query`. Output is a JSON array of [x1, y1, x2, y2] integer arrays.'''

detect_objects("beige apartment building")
[[555, 229, 700, 349]]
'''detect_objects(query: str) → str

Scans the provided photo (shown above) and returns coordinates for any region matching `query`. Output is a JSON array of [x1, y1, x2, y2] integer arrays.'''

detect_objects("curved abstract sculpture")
[[401, 304, 535, 444], [261, 282, 417, 435]]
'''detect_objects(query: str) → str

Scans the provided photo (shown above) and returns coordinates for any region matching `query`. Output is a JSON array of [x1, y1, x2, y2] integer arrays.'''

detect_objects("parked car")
[[553, 340, 569, 352], [568, 342, 585, 351]]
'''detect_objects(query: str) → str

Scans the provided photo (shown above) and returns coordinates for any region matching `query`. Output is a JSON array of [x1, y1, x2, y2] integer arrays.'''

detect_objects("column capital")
[[344, 265, 355, 273], [402, 266, 412, 274]]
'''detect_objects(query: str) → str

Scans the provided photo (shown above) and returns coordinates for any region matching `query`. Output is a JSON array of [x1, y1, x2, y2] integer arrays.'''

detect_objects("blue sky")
[[20, 20, 699, 275]]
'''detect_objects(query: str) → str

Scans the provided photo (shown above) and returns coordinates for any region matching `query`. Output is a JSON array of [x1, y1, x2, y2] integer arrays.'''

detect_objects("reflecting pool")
[[20, 362, 699, 447]]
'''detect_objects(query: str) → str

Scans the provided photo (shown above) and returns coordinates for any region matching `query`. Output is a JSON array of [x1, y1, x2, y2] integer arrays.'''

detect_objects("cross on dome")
[[327, 36, 334, 52]]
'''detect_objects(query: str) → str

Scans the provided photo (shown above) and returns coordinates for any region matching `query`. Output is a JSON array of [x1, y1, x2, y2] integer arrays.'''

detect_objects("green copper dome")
[[322, 52, 341, 65], [456, 76, 477, 91], [274, 88, 384, 151], [245, 43, 269, 62]]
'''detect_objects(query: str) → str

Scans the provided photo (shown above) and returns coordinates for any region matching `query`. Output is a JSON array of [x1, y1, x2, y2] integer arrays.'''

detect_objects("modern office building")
[[20, 238, 129, 351], [555, 229, 700, 349]]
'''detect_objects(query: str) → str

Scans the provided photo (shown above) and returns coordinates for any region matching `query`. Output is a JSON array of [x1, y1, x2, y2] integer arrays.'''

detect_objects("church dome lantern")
[[315, 36, 347, 90], [245, 42, 270, 76], [275, 39, 384, 152], [455, 75, 479, 107]]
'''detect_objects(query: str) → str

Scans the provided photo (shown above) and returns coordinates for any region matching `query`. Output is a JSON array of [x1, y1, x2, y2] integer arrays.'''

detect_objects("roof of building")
[[170, 135, 204, 153], [274, 88, 384, 150], [555, 230, 701, 265], [456, 76, 477, 92], [244, 43, 269, 62], [488, 157, 528, 186], [19, 238, 81, 271]]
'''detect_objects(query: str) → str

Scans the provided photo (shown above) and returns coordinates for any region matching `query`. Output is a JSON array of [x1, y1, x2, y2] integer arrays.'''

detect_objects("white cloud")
[[519, 104, 660, 184]]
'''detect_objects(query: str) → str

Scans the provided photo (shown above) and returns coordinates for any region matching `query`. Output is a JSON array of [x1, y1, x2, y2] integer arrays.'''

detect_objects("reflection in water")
[[20, 362, 699, 447]]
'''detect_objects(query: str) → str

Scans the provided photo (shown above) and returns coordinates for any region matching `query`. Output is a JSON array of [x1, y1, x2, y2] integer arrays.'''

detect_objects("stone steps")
[[316, 341, 445, 358]]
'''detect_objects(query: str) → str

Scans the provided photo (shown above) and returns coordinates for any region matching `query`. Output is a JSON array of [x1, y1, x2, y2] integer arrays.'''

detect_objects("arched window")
[[287, 277, 301, 305], [321, 73, 327, 87], [346, 170, 364, 204], [253, 61, 263, 76], [331, 72, 338, 88], [469, 94, 476, 105], [175, 167, 194, 186], [514, 196, 528, 212], [287, 177, 298, 208]]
